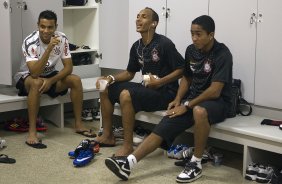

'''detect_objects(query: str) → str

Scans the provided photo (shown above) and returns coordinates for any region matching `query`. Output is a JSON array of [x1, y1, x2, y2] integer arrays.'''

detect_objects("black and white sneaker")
[[105, 156, 131, 181], [176, 161, 202, 183], [245, 162, 259, 181], [256, 164, 274, 183]]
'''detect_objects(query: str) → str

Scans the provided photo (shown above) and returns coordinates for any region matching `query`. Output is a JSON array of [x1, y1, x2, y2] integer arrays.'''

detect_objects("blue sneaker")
[[73, 149, 94, 167], [167, 145, 176, 158], [68, 151, 75, 159], [173, 144, 189, 160]]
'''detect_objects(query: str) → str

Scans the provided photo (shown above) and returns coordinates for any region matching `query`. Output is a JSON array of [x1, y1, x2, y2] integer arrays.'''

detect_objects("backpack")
[[227, 79, 252, 118]]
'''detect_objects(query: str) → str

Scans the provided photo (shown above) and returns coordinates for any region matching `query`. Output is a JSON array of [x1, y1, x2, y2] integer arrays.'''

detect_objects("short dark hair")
[[192, 15, 215, 34], [145, 7, 159, 23], [38, 10, 57, 25]]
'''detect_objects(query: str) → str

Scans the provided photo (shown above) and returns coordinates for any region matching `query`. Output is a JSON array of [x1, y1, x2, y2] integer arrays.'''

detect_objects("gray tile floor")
[[0, 116, 253, 184]]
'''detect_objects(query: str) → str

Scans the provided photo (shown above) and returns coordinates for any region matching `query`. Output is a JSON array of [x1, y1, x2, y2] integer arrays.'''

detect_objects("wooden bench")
[[0, 77, 100, 128], [113, 106, 282, 176]]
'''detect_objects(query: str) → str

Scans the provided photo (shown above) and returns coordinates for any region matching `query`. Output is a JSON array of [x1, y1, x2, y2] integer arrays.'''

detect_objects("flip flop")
[[97, 142, 115, 147], [0, 154, 16, 164], [76, 129, 97, 138], [25, 140, 47, 149]]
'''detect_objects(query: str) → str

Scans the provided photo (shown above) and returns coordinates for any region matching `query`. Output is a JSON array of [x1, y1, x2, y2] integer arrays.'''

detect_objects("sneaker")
[[176, 161, 202, 183], [113, 126, 124, 139], [182, 147, 195, 159], [82, 109, 93, 121], [105, 156, 131, 181], [73, 148, 94, 167], [256, 164, 274, 183], [68, 139, 91, 159], [167, 145, 176, 158], [133, 126, 148, 146], [0, 138, 6, 149], [93, 110, 100, 120], [98, 127, 103, 137], [245, 162, 259, 181], [173, 145, 189, 160]]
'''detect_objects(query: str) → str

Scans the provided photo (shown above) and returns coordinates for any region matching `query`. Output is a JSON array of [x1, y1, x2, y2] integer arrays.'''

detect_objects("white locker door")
[[209, 0, 257, 103], [99, 0, 129, 70], [0, 0, 12, 85], [128, 0, 167, 50], [166, 0, 209, 57], [255, 0, 282, 109], [0, 0, 22, 85]]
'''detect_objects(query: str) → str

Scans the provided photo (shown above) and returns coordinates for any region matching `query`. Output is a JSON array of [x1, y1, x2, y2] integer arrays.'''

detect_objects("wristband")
[[107, 75, 115, 85], [184, 100, 191, 110]]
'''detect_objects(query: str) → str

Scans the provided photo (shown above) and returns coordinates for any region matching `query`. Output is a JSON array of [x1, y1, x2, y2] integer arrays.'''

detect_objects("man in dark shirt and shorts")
[[105, 15, 233, 183], [95, 7, 184, 156]]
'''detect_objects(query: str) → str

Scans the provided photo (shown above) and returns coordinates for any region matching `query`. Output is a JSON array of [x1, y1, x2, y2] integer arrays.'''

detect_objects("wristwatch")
[[184, 100, 191, 110], [107, 75, 115, 85]]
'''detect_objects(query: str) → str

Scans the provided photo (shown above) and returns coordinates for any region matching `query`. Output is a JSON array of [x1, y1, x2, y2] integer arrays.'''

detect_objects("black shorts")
[[15, 71, 68, 98], [153, 98, 229, 148], [108, 82, 175, 113]]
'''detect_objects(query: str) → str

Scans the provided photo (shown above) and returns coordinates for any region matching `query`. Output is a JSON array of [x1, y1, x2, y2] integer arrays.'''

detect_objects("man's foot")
[[95, 134, 115, 147], [176, 161, 202, 183], [114, 146, 134, 157], [105, 156, 131, 181]]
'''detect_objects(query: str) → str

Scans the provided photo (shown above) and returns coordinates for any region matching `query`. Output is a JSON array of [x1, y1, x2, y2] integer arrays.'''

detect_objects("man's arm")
[[27, 36, 60, 78], [146, 68, 184, 89], [188, 81, 224, 109], [105, 70, 135, 84]]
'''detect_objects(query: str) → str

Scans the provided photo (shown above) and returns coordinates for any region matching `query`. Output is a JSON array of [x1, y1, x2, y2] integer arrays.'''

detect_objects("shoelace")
[[183, 162, 197, 174]]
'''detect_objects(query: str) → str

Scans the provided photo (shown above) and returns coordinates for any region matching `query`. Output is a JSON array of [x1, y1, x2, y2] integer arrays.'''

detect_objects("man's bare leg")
[[114, 90, 135, 156], [25, 78, 42, 144], [133, 133, 163, 161], [95, 88, 115, 145], [192, 106, 210, 158]]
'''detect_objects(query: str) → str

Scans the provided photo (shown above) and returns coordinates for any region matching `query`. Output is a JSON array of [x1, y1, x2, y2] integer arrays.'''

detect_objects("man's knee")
[[119, 90, 132, 104], [66, 74, 82, 88], [29, 78, 44, 90], [193, 106, 208, 121]]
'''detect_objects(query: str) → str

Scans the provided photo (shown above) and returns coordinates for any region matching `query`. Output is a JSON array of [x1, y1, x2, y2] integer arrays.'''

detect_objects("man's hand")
[[167, 99, 181, 110], [144, 74, 161, 89], [39, 78, 53, 94], [47, 35, 60, 50], [96, 77, 109, 91], [166, 105, 187, 118]]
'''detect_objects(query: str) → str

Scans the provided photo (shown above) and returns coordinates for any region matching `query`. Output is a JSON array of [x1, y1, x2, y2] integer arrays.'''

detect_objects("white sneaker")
[[82, 109, 93, 121], [0, 138, 7, 149]]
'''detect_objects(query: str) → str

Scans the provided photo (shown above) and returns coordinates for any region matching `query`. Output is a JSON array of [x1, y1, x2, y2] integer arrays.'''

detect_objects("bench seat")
[[113, 105, 282, 176], [0, 77, 100, 127]]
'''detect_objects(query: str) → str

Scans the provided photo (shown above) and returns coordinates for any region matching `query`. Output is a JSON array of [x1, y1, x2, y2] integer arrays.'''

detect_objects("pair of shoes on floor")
[[245, 162, 274, 183], [81, 108, 100, 121], [167, 144, 189, 160], [68, 139, 96, 167], [4, 117, 47, 132]]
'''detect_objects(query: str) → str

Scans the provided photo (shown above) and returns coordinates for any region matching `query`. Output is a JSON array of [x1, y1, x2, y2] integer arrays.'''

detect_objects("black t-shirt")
[[127, 33, 184, 94], [184, 40, 233, 104]]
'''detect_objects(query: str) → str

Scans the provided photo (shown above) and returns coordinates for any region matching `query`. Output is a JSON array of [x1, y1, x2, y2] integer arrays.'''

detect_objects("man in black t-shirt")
[[95, 7, 184, 156], [105, 15, 233, 183]]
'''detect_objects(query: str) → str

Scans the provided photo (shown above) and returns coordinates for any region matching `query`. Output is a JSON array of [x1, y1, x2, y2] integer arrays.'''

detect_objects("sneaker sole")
[[245, 174, 257, 181], [176, 172, 202, 183], [105, 158, 129, 181]]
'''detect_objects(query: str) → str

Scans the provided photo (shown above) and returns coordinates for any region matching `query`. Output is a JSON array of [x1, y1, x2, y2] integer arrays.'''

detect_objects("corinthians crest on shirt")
[[203, 59, 212, 73], [151, 48, 160, 62]]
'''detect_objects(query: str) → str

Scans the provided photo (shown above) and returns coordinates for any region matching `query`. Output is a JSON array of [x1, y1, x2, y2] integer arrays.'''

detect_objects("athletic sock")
[[191, 155, 202, 169], [261, 119, 282, 126], [127, 154, 137, 170]]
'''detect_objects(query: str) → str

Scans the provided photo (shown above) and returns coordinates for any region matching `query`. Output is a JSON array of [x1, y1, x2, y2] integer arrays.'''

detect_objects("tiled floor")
[[0, 116, 254, 184]]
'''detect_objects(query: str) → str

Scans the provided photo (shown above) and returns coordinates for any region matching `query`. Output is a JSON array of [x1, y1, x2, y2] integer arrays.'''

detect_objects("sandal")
[[76, 129, 97, 138], [0, 154, 16, 164]]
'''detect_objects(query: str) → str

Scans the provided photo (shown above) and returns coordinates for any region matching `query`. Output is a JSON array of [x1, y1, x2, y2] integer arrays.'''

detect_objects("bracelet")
[[107, 75, 115, 85], [184, 100, 191, 110]]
